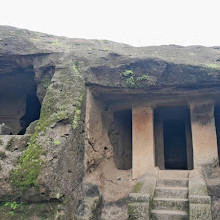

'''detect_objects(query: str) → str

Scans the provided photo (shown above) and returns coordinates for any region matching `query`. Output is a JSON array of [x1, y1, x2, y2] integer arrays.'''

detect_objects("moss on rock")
[[10, 61, 85, 194], [0, 201, 58, 220], [133, 182, 144, 193]]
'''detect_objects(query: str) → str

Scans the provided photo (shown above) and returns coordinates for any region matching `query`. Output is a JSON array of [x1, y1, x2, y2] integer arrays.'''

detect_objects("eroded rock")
[[0, 123, 12, 135]]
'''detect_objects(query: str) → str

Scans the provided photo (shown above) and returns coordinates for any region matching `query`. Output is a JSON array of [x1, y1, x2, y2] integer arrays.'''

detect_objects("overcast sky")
[[1, 0, 220, 46]]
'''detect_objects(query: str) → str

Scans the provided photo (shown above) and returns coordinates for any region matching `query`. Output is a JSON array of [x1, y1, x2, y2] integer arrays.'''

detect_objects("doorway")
[[154, 106, 193, 170]]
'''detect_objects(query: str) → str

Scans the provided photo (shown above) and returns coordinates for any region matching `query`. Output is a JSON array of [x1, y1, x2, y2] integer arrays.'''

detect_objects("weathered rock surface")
[[0, 124, 12, 135], [0, 25, 220, 219], [0, 135, 31, 201], [204, 166, 220, 220]]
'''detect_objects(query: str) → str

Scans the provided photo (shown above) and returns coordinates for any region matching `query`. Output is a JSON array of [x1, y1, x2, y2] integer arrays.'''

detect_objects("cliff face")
[[0, 26, 220, 219]]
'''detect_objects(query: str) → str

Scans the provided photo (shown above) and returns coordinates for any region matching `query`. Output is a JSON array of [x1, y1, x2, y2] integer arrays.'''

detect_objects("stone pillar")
[[132, 106, 155, 179], [190, 101, 219, 168]]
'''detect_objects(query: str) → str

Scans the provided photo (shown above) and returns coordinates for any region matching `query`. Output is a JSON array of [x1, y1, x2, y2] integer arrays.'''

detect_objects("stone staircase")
[[151, 170, 189, 220]]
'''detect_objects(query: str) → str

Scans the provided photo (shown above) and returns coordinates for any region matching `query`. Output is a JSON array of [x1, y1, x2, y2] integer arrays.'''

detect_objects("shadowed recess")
[[109, 109, 132, 170], [154, 106, 193, 170], [0, 69, 41, 135]]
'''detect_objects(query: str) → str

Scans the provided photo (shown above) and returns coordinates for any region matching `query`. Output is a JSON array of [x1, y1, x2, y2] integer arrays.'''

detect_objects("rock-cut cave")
[[0, 59, 41, 135]]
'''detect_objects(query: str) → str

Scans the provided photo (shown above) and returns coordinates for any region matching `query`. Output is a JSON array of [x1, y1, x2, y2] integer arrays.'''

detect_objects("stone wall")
[[85, 88, 113, 172], [109, 110, 132, 170], [0, 135, 31, 200]]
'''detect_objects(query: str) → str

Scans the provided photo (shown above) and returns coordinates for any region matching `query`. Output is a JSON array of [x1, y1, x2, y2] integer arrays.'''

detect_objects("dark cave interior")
[[0, 69, 41, 135]]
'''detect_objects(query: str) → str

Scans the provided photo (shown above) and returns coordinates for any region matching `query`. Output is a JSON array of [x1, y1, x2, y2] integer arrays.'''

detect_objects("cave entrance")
[[0, 70, 41, 135], [154, 106, 193, 170]]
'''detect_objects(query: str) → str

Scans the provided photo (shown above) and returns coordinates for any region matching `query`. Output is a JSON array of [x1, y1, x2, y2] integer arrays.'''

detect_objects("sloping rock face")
[[0, 26, 220, 219]]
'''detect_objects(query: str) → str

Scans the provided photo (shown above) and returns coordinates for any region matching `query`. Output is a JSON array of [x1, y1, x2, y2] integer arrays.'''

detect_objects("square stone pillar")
[[132, 106, 155, 179], [190, 101, 219, 168]]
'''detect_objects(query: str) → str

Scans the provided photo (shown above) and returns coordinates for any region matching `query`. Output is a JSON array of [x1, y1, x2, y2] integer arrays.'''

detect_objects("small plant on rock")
[[121, 69, 155, 88], [206, 63, 217, 69], [53, 140, 61, 146], [3, 201, 24, 216]]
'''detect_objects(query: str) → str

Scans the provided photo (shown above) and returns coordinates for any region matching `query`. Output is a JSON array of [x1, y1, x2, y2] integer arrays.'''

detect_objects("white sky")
[[0, 0, 220, 46]]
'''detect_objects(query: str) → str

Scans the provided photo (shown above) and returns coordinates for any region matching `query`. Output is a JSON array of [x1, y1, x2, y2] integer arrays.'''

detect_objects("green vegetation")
[[72, 92, 84, 129], [59, 105, 67, 111], [122, 70, 134, 77], [10, 63, 85, 192], [72, 65, 85, 129], [73, 64, 80, 73], [121, 69, 155, 88], [136, 74, 155, 85], [52, 40, 62, 46], [72, 110, 81, 129], [0, 139, 3, 145], [0, 202, 57, 219], [133, 182, 144, 193], [126, 76, 136, 88], [42, 75, 51, 89], [121, 70, 136, 88], [10, 141, 43, 190], [206, 63, 217, 69], [10, 110, 55, 190], [53, 140, 61, 146], [10, 105, 71, 190], [2, 201, 23, 216]]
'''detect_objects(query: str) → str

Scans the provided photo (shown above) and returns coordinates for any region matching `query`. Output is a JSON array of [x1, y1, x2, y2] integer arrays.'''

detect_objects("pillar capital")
[[190, 100, 215, 126]]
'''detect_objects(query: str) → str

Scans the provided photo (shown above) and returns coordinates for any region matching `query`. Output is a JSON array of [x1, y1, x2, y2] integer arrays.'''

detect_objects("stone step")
[[155, 187, 188, 199], [157, 178, 188, 188], [151, 209, 188, 220], [159, 170, 189, 179], [153, 198, 188, 211]]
